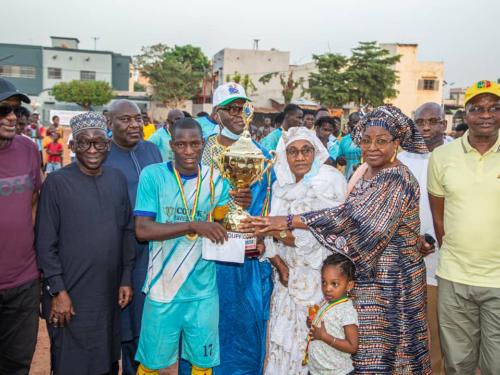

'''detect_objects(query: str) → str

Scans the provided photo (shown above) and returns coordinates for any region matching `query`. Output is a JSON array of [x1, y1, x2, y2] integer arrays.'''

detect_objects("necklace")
[[172, 164, 202, 241]]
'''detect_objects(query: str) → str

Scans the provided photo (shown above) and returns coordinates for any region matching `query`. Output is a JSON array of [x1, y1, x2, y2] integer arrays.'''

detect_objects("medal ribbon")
[[259, 169, 272, 217], [302, 296, 349, 366], [208, 161, 215, 222], [173, 164, 202, 223]]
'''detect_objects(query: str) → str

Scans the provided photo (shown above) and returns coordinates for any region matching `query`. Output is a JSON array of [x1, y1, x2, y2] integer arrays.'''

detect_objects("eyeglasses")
[[286, 146, 315, 158], [75, 139, 109, 152], [220, 105, 244, 117], [0, 103, 14, 117], [467, 105, 500, 115], [172, 140, 204, 151], [415, 118, 443, 127], [359, 137, 395, 148]]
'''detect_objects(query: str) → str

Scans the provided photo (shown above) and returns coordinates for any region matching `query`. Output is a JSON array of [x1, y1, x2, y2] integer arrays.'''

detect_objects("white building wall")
[[380, 43, 444, 116], [213, 48, 290, 107], [290, 61, 317, 102], [42, 49, 112, 89]]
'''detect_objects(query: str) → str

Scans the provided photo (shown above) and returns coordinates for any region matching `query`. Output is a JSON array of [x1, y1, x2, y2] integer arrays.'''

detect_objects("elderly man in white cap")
[[35, 112, 135, 375], [182, 82, 274, 375]]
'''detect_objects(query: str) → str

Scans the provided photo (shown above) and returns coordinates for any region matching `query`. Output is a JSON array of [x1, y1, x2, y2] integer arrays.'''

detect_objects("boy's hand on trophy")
[[230, 187, 252, 209]]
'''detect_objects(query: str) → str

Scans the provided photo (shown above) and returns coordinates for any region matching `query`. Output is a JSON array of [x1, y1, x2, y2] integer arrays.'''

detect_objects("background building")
[[0, 36, 134, 122], [212, 47, 316, 109], [381, 43, 444, 116]]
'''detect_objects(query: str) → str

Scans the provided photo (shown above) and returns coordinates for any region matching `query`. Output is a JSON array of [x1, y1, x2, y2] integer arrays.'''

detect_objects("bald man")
[[398, 101, 447, 374], [104, 99, 162, 375], [148, 109, 185, 162]]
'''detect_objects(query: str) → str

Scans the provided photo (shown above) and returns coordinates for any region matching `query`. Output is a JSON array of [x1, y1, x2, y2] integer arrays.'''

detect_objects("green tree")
[[347, 41, 401, 106], [306, 42, 400, 108], [259, 71, 304, 105], [225, 71, 257, 95], [134, 43, 209, 106], [51, 80, 113, 110], [133, 81, 146, 92], [308, 53, 350, 107], [169, 44, 210, 74]]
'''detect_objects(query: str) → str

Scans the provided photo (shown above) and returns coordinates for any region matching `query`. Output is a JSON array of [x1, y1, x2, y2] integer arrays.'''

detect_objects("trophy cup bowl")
[[218, 140, 270, 231], [216, 102, 274, 241]]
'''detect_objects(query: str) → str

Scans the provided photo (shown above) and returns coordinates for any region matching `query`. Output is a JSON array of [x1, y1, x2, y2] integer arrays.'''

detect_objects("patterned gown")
[[302, 164, 431, 374]]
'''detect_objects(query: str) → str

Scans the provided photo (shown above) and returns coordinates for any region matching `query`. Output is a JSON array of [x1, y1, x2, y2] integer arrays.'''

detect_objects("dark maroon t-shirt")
[[0, 135, 41, 290]]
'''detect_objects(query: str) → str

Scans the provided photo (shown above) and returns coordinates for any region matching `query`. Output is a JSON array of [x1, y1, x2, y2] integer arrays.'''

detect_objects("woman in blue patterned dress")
[[251, 106, 432, 374]]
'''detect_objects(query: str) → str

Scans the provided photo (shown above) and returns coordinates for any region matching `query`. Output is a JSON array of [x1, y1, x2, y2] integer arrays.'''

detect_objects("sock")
[[191, 365, 212, 375]]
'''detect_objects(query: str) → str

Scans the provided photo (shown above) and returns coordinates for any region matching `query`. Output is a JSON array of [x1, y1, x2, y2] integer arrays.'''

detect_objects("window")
[[423, 80, 437, 90], [0, 65, 36, 79], [48, 67, 62, 79], [80, 70, 96, 81], [418, 79, 438, 91]]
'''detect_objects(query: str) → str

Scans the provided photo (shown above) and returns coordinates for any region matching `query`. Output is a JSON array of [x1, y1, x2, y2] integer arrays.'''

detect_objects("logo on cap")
[[477, 80, 492, 89], [228, 85, 239, 94]]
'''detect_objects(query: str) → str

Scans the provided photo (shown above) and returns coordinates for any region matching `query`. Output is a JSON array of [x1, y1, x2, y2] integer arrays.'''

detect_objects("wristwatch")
[[279, 230, 288, 239]]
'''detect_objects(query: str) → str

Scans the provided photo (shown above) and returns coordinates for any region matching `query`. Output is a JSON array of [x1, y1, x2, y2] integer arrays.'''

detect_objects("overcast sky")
[[1, 0, 498, 89]]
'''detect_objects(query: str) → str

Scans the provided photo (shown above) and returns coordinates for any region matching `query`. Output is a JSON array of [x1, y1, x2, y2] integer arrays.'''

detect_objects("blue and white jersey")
[[134, 162, 230, 303]]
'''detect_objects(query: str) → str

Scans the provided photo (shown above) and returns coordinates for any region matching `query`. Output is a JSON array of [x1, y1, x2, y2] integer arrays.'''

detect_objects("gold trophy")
[[216, 102, 274, 255]]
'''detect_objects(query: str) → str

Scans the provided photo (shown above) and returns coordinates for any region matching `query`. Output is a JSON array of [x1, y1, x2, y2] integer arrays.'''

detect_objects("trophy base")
[[224, 207, 259, 257]]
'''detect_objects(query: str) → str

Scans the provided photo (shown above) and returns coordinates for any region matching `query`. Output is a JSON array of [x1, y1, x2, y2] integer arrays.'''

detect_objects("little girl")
[[305, 253, 359, 375]]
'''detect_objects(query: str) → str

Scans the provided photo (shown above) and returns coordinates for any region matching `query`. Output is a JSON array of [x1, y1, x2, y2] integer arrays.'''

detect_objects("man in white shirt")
[[398, 101, 446, 375]]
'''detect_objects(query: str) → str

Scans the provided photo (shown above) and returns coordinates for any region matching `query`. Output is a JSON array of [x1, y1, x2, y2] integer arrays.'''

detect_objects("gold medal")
[[186, 233, 199, 241], [173, 165, 203, 242]]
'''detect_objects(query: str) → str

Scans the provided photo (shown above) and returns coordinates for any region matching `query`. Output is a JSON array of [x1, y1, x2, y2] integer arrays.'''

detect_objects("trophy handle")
[[260, 150, 276, 179]]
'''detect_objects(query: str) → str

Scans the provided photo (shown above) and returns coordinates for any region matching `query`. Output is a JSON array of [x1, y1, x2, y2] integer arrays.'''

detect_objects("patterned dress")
[[302, 164, 431, 374]]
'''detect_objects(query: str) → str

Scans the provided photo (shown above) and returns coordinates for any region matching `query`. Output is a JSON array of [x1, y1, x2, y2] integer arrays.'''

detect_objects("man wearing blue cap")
[[36, 112, 135, 375]]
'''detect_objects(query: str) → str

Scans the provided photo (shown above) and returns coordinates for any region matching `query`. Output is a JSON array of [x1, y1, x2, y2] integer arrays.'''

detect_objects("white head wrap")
[[274, 127, 330, 187]]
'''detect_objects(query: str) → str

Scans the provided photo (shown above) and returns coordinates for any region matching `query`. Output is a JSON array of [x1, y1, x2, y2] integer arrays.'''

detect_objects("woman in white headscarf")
[[264, 127, 347, 375]]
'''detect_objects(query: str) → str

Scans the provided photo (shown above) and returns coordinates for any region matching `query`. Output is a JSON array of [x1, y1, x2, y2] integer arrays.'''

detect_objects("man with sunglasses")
[[104, 99, 162, 375], [0, 79, 42, 374], [196, 82, 275, 375], [398, 101, 447, 374], [36, 112, 135, 375], [428, 80, 500, 374]]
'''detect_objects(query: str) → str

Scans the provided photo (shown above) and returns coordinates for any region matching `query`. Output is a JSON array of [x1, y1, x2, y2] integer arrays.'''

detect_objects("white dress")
[[264, 164, 347, 375]]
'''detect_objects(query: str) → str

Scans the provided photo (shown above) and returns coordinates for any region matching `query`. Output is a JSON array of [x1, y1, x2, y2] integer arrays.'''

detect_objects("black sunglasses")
[[0, 103, 14, 117]]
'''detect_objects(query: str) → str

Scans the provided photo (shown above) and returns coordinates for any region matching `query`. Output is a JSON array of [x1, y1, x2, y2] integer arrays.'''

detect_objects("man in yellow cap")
[[427, 80, 500, 375]]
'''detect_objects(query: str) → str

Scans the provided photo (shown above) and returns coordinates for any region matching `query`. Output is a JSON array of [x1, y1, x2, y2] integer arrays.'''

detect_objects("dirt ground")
[[29, 320, 50, 375], [29, 319, 123, 375]]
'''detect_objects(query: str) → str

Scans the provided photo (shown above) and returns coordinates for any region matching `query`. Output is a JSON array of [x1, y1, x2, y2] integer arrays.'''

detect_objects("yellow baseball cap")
[[464, 80, 500, 105]]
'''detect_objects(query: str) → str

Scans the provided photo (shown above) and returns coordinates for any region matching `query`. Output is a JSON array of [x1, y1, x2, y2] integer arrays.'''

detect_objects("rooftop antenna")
[[253, 39, 260, 50], [93, 37, 100, 50]]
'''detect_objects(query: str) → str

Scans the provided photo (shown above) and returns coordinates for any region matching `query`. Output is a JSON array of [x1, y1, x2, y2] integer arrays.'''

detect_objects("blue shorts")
[[136, 294, 220, 369]]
